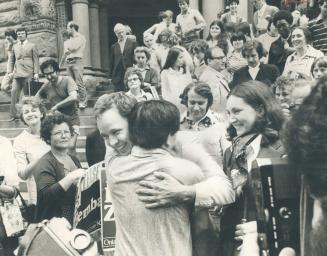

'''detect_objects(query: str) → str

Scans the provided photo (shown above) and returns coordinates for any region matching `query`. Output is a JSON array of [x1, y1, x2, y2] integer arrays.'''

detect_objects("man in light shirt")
[[176, 0, 206, 48], [63, 21, 87, 109], [252, 0, 279, 37]]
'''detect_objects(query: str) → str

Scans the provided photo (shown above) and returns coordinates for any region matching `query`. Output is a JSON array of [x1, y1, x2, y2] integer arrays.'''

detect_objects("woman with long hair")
[[161, 46, 192, 113], [220, 81, 285, 255], [206, 20, 229, 55]]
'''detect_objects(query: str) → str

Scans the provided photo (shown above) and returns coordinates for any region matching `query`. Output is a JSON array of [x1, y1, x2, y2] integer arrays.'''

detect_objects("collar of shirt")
[[248, 63, 260, 79], [181, 8, 191, 16], [133, 64, 150, 71], [180, 109, 221, 130], [289, 45, 320, 61], [258, 3, 267, 17], [20, 39, 28, 46], [246, 134, 262, 171]]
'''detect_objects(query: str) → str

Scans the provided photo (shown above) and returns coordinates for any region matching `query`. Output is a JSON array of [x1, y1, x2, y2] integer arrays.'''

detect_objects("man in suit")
[[199, 47, 230, 114], [8, 27, 39, 121], [268, 10, 295, 73], [252, 0, 279, 37], [109, 23, 137, 92], [230, 40, 279, 90]]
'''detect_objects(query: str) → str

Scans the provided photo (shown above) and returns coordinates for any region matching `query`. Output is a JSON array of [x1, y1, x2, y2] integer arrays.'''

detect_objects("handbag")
[[0, 197, 25, 237]]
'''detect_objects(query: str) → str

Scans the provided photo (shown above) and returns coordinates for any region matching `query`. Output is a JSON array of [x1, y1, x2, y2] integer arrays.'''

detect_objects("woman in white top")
[[283, 26, 324, 77], [161, 46, 192, 114], [13, 96, 50, 205]]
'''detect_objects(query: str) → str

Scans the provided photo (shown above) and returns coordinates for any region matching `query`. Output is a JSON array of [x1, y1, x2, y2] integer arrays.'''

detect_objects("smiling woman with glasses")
[[33, 114, 85, 224]]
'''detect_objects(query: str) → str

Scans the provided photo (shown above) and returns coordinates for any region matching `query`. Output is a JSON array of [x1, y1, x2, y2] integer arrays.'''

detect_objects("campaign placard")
[[73, 162, 104, 237], [100, 166, 116, 252]]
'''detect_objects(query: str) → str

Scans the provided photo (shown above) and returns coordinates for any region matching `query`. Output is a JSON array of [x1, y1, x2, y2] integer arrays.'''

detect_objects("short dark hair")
[[40, 59, 60, 74], [204, 46, 225, 64], [242, 40, 265, 59], [273, 10, 293, 27], [230, 31, 246, 44], [236, 22, 251, 38], [15, 27, 27, 36], [4, 29, 17, 40], [41, 114, 73, 145], [68, 21, 79, 31], [178, 0, 189, 5], [189, 39, 209, 54], [311, 56, 327, 76], [129, 100, 180, 149], [228, 0, 239, 5], [180, 81, 213, 110], [227, 81, 285, 143], [94, 92, 137, 119], [134, 46, 151, 61], [20, 96, 47, 125]]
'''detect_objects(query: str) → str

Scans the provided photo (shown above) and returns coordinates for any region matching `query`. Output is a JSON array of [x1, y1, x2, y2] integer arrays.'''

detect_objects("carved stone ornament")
[[19, 0, 56, 20]]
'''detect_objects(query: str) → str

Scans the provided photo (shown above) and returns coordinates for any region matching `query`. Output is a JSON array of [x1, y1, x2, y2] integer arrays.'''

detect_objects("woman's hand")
[[68, 169, 85, 185], [235, 221, 257, 242]]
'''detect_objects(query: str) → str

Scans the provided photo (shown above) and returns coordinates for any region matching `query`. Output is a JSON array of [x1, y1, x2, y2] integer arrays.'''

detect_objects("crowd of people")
[[1, 0, 327, 255]]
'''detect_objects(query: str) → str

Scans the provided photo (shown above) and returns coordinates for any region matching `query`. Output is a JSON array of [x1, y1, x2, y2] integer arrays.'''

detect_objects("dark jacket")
[[268, 35, 294, 74], [33, 151, 81, 224], [85, 129, 106, 167], [230, 63, 280, 90], [109, 38, 137, 91], [220, 136, 285, 255]]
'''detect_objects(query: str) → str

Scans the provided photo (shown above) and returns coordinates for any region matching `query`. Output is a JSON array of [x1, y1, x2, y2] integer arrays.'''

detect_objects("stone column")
[[71, 0, 91, 67], [189, 0, 199, 10], [239, 0, 249, 23], [202, 0, 225, 37], [99, 2, 110, 71], [89, 0, 101, 69], [55, 0, 68, 63]]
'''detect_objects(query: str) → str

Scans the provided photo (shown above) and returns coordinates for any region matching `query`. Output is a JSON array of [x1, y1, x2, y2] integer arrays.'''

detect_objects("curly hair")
[[180, 81, 213, 110], [242, 40, 265, 59], [41, 114, 73, 145], [20, 96, 47, 125], [227, 81, 285, 144], [272, 75, 295, 94], [283, 75, 327, 198], [124, 67, 145, 89], [189, 39, 209, 54], [272, 10, 293, 26]]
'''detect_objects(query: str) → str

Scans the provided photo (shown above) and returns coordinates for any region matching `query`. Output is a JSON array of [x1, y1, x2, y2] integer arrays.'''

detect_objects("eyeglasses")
[[211, 56, 225, 60], [43, 70, 56, 76], [51, 130, 71, 137], [127, 77, 140, 82]]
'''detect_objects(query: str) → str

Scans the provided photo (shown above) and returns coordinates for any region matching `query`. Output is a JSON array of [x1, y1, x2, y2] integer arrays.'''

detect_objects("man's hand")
[[136, 171, 195, 208], [34, 73, 39, 81]]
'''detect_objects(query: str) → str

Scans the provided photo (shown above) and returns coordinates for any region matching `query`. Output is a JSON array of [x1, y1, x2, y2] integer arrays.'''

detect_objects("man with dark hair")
[[268, 10, 295, 73], [176, 0, 206, 48], [1, 29, 17, 92], [8, 26, 39, 121], [104, 99, 204, 256], [198, 47, 230, 113], [63, 21, 87, 109], [252, 0, 279, 37], [309, 0, 327, 55], [231, 40, 280, 89], [36, 59, 79, 149]]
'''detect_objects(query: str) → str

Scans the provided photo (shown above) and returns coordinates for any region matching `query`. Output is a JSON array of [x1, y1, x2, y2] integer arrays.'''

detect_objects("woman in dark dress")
[[34, 114, 85, 224], [220, 81, 285, 255]]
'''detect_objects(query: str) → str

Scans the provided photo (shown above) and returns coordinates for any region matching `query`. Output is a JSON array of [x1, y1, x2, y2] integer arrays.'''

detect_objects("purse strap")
[[15, 188, 28, 210]]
